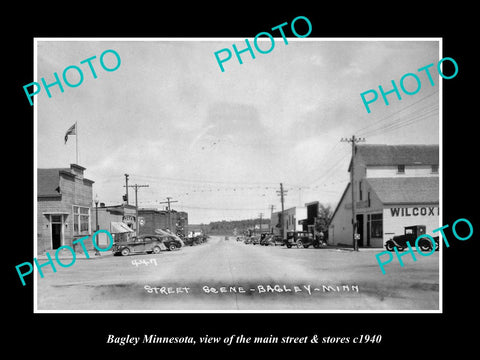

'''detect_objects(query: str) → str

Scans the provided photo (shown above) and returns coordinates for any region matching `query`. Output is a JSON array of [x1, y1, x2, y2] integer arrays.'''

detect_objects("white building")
[[270, 206, 308, 235], [328, 144, 439, 248]]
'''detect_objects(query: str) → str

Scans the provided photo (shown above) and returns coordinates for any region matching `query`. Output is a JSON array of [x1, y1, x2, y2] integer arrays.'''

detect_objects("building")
[[328, 144, 439, 248], [138, 208, 188, 236], [37, 164, 94, 255], [270, 206, 308, 236], [95, 203, 137, 243]]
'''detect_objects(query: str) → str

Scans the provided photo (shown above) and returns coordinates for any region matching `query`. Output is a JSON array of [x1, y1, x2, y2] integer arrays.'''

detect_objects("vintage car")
[[251, 235, 261, 245], [154, 229, 184, 251], [284, 231, 319, 248], [112, 234, 167, 256], [385, 225, 439, 252], [259, 233, 271, 245]]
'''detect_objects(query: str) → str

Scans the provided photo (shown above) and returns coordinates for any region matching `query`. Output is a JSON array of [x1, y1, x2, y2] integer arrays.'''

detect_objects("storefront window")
[[370, 213, 383, 238], [73, 205, 90, 235]]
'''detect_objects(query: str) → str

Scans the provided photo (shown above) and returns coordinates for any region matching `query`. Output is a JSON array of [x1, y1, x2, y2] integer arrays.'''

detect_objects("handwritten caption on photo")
[[144, 283, 359, 295]]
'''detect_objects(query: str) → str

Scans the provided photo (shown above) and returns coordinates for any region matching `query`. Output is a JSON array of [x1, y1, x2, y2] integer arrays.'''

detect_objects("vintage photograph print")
[[30, 38, 442, 312]]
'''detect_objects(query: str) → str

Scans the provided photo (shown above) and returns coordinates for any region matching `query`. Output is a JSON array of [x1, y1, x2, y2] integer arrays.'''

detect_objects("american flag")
[[64, 123, 76, 144]]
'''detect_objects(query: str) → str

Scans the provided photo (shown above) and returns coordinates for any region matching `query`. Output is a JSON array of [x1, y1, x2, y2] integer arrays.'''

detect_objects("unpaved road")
[[36, 236, 439, 311]]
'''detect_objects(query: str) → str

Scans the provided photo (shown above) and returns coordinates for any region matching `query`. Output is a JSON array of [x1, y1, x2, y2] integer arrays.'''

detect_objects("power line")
[[354, 89, 439, 136]]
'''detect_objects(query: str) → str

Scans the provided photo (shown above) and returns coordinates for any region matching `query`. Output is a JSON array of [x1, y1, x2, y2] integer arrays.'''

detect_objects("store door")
[[50, 215, 63, 249], [52, 224, 62, 249], [356, 214, 364, 247]]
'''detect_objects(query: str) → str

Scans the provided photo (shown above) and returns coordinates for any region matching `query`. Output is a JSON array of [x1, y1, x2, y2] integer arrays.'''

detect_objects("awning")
[[110, 222, 134, 233]]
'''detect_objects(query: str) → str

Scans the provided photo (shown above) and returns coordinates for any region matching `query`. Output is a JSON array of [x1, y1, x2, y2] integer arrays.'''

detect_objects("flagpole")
[[76, 121, 79, 165]]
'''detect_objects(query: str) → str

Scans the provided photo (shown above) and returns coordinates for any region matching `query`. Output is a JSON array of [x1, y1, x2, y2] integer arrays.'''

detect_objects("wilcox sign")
[[389, 206, 439, 217]]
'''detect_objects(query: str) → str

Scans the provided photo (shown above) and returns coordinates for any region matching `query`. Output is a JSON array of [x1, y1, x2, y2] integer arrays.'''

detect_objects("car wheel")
[[121, 247, 130, 256], [418, 240, 432, 252], [153, 246, 161, 254], [303, 245, 310, 249], [385, 241, 395, 252], [286, 244, 292, 248], [169, 244, 177, 251]]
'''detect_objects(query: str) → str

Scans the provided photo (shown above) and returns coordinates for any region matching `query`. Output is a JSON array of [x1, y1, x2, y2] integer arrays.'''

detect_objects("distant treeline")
[[190, 219, 271, 236]]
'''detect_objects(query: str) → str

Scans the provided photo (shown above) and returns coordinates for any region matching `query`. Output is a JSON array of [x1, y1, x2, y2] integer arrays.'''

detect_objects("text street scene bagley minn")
[[32, 35, 442, 311]]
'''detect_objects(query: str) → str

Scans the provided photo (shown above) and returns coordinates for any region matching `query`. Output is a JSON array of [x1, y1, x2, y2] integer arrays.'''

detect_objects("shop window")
[[370, 213, 383, 238], [73, 205, 90, 235]]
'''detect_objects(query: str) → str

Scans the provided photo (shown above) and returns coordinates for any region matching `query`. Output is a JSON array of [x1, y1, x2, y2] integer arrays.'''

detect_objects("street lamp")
[[94, 194, 100, 256], [94, 194, 99, 231]]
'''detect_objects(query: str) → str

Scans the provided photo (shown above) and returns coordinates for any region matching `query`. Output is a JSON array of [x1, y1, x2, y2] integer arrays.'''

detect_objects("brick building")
[[37, 164, 94, 255], [138, 208, 188, 236]]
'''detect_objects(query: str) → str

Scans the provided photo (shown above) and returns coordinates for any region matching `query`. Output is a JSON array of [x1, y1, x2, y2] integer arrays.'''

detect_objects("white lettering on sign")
[[390, 207, 439, 217]]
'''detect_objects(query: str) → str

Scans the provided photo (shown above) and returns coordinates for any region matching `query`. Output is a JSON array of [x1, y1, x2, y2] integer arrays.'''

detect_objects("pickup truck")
[[385, 225, 439, 252]]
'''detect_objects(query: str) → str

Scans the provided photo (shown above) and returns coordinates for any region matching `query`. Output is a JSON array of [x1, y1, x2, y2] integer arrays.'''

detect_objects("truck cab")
[[385, 225, 439, 252]]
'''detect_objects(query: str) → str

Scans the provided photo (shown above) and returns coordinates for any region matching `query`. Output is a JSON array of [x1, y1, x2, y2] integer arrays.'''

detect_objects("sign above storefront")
[[389, 206, 439, 217], [122, 215, 135, 224]]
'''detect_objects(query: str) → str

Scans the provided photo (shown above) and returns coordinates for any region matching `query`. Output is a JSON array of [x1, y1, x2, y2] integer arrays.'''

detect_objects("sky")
[[35, 38, 440, 224]]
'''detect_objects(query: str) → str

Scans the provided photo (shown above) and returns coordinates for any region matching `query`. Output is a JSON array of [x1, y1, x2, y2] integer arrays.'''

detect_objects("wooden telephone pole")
[[159, 197, 179, 231], [124, 183, 149, 236], [341, 135, 365, 251], [276, 183, 288, 240]]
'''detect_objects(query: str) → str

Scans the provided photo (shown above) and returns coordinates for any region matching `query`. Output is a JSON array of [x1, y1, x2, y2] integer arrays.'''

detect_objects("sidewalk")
[[36, 248, 114, 260]]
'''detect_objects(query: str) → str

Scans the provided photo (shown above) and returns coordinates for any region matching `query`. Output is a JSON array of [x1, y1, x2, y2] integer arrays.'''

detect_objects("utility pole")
[[341, 135, 366, 251], [124, 174, 129, 205], [276, 183, 287, 240], [159, 197, 179, 231], [270, 205, 275, 233], [124, 183, 149, 236]]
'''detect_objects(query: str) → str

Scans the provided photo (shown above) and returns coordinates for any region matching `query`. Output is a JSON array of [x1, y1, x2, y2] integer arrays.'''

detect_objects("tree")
[[315, 203, 332, 236]]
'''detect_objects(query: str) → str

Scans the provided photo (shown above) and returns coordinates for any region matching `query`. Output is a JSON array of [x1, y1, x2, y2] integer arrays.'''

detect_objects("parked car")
[[251, 235, 261, 245], [258, 233, 270, 245], [385, 225, 439, 252], [112, 234, 167, 256], [244, 237, 252, 244], [154, 229, 184, 250], [163, 236, 183, 251], [284, 231, 319, 248]]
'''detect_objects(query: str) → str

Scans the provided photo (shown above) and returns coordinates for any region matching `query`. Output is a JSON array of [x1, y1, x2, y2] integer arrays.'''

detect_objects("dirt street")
[[36, 236, 439, 311]]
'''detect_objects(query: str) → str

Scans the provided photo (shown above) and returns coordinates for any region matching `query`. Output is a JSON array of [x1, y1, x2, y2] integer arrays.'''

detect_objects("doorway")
[[356, 214, 364, 247], [50, 215, 63, 249]]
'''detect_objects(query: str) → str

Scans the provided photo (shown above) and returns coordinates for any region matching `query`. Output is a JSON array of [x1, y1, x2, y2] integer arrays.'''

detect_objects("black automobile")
[[385, 225, 439, 252], [154, 229, 184, 251], [112, 235, 167, 256], [162, 236, 183, 251], [284, 231, 319, 248]]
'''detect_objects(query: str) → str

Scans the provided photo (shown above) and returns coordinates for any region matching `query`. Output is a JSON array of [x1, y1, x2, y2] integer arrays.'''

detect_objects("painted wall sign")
[[389, 206, 439, 217]]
